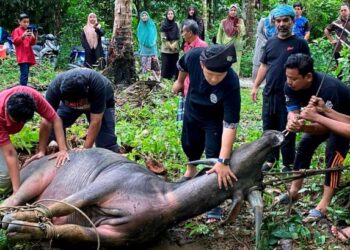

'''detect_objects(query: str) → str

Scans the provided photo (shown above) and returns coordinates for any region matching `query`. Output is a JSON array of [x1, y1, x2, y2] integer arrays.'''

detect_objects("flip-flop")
[[206, 207, 223, 223], [274, 193, 298, 205], [303, 209, 326, 223]]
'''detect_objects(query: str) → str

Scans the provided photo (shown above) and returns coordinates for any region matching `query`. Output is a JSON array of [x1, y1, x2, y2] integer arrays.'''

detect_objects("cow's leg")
[[2, 162, 58, 207], [6, 220, 127, 247], [3, 178, 120, 225]]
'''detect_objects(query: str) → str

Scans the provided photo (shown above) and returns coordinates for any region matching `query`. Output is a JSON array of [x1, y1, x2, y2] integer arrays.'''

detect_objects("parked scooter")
[[68, 36, 109, 69], [32, 33, 60, 68]]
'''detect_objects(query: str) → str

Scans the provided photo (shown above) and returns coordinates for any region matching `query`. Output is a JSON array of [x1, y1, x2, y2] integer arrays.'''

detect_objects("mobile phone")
[[27, 28, 33, 33]]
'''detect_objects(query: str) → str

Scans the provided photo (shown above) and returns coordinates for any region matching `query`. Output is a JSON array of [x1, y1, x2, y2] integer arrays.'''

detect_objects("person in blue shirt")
[[293, 2, 310, 41]]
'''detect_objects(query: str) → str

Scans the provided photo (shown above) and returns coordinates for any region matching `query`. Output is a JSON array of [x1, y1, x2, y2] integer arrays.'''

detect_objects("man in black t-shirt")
[[172, 44, 240, 191], [282, 53, 350, 222], [251, 4, 310, 172], [43, 68, 118, 152]]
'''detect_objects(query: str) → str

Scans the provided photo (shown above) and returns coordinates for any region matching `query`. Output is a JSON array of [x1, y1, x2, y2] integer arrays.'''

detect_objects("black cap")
[[200, 43, 237, 72], [19, 13, 29, 20]]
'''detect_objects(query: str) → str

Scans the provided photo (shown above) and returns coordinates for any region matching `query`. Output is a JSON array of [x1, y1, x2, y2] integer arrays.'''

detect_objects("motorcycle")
[[32, 33, 60, 69], [68, 36, 109, 70]]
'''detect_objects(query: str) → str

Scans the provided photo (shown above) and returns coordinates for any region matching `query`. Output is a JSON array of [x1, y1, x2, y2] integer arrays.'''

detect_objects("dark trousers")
[[334, 52, 344, 80], [84, 48, 99, 68], [262, 94, 296, 166], [54, 103, 118, 152], [19, 63, 30, 86], [161, 53, 179, 80], [294, 132, 349, 188], [181, 114, 222, 161]]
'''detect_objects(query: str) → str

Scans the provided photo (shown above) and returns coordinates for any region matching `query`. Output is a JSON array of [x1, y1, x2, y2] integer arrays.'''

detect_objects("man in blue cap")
[[251, 5, 310, 172]]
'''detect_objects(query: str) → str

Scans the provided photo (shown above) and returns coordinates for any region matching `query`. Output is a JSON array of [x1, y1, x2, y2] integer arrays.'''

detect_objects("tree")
[[107, 0, 136, 85]]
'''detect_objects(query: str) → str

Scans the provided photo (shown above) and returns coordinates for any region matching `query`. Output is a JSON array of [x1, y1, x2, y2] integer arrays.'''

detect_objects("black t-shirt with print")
[[284, 72, 350, 115], [261, 35, 310, 95], [46, 68, 114, 114], [178, 47, 240, 125]]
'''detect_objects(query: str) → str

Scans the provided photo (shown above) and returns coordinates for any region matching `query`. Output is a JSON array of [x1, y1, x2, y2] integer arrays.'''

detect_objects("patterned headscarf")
[[137, 11, 157, 48], [223, 4, 240, 37]]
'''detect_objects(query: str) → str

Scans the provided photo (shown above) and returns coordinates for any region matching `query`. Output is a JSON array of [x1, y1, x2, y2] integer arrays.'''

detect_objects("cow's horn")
[[186, 158, 217, 166], [247, 190, 263, 243]]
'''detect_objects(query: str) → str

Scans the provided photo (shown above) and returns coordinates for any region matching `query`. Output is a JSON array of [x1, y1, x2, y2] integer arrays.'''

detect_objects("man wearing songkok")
[[173, 43, 241, 222]]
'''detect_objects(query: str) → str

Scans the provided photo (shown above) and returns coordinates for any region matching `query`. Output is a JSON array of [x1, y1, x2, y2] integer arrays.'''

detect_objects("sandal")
[[206, 207, 223, 223], [303, 209, 326, 223], [274, 193, 298, 205]]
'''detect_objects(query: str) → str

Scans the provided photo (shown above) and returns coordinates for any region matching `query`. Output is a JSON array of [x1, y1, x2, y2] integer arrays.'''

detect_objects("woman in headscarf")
[[160, 9, 181, 80], [216, 4, 246, 76], [81, 13, 105, 68], [183, 5, 205, 41], [137, 11, 160, 77], [252, 12, 277, 81]]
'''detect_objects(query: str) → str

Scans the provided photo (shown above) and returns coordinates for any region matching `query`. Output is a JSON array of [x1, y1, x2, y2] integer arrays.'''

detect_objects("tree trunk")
[[202, 0, 208, 39], [107, 0, 136, 85], [245, 0, 256, 46]]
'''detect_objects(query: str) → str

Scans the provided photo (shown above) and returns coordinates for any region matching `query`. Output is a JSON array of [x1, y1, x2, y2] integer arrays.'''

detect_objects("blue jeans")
[[19, 63, 30, 86], [54, 103, 118, 152]]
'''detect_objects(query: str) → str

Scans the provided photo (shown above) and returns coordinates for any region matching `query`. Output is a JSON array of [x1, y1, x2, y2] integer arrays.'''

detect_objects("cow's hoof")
[[2, 213, 15, 229], [7, 220, 44, 241]]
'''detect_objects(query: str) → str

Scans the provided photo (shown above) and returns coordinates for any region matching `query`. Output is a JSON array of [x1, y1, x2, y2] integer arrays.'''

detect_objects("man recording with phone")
[[12, 13, 36, 86]]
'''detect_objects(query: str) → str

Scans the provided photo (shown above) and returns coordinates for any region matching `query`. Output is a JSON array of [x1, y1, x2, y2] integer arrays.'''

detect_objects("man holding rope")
[[277, 53, 350, 222]]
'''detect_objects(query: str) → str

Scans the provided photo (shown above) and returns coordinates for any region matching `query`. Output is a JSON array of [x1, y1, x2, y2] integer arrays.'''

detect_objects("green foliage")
[[240, 45, 254, 78], [309, 38, 336, 74], [259, 214, 311, 249], [10, 122, 39, 154], [0, 57, 56, 88], [184, 222, 212, 236], [337, 47, 350, 84]]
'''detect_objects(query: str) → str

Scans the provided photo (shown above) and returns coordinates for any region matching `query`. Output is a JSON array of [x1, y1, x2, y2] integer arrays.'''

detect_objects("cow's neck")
[[163, 174, 233, 224]]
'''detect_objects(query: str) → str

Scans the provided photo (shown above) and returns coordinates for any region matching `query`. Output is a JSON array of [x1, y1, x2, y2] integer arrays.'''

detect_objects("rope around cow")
[[0, 198, 100, 250]]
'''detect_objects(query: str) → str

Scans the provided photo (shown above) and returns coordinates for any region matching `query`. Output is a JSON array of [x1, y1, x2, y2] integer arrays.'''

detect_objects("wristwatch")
[[217, 158, 230, 166]]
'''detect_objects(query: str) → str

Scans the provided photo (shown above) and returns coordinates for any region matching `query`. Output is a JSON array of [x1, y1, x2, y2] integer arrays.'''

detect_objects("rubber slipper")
[[206, 207, 223, 223], [274, 193, 298, 205], [303, 209, 326, 223]]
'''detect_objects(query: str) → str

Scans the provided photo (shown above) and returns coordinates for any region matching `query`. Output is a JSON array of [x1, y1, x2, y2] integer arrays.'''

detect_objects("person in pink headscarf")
[[81, 13, 105, 68]]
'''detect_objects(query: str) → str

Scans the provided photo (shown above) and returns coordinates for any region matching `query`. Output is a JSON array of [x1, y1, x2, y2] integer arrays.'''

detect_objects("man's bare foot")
[[331, 225, 350, 243]]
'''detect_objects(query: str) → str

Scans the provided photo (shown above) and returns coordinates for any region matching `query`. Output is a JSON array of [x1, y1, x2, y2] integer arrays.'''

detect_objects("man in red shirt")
[[0, 86, 68, 194], [12, 13, 36, 86]]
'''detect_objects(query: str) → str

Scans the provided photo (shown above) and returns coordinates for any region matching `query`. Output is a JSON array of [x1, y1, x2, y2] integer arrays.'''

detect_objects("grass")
[[0, 54, 349, 249]]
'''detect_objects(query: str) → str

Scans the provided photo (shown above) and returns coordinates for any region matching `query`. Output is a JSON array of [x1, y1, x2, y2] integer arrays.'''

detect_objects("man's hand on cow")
[[206, 162, 237, 190], [22, 151, 46, 169], [72, 146, 86, 152], [48, 149, 70, 167], [307, 95, 327, 114]]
